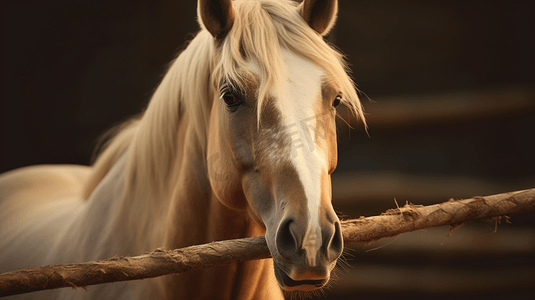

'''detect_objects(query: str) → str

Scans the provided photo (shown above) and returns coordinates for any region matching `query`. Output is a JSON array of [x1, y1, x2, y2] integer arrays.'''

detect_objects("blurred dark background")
[[1, 0, 534, 299]]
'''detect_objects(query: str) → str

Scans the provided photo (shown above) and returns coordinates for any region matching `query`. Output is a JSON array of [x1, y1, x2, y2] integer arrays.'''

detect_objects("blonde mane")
[[81, 31, 216, 251], [82, 0, 365, 251]]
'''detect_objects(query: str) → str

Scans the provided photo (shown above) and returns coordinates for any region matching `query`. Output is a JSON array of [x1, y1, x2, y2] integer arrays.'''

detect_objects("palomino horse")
[[0, 0, 365, 299]]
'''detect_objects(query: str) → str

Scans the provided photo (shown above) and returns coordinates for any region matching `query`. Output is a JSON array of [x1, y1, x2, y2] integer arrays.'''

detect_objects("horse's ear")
[[299, 0, 338, 36], [198, 0, 235, 39]]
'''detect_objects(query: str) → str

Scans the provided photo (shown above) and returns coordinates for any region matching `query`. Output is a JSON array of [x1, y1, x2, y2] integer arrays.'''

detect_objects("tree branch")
[[341, 187, 535, 243], [1, 188, 534, 297]]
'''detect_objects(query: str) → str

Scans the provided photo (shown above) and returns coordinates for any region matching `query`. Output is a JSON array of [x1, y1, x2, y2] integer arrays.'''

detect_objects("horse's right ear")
[[198, 0, 235, 39], [299, 0, 338, 36]]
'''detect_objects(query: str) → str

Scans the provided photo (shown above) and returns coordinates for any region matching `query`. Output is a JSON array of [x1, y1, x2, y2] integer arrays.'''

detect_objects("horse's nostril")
[[276, 217, 343, 263], [275, 218, 298, 261], [327, 222, 343, 261]]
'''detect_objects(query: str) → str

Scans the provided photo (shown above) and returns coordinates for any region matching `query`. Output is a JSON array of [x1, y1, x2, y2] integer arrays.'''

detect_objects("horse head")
[[199, 0, 363, 292]]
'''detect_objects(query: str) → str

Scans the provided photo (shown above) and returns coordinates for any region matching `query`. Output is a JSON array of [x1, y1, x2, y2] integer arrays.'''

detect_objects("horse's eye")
[[333, 94, 342, 108], [222, 93, 243, 109]]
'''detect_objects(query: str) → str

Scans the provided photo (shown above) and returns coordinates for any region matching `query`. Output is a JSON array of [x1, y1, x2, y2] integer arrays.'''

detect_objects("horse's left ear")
[[198, 0, 235, 39], [299, 0, 338, 36]]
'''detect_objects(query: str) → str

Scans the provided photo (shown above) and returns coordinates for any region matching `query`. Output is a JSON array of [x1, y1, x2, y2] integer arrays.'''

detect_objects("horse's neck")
[[160, 185, 283, 299], [155, 117, 283, 300], [75, 148, 168, 261], [75, 153, 137, 261]]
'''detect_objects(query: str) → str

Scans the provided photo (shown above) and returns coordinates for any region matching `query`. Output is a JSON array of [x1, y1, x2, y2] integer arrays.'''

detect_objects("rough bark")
[[1, 188, 534, 297], [341, 188, 535, 243]]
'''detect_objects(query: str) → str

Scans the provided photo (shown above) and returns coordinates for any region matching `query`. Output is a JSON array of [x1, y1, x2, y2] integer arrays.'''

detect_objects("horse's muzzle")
[[271, 215, 343, 291]]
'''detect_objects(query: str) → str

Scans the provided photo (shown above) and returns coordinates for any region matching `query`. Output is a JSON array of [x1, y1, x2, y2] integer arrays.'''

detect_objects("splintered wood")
[[1, 188, 534, 296]]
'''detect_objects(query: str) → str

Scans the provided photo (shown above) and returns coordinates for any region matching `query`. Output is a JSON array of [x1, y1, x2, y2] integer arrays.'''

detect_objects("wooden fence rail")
[[1, 188, 534, 297]]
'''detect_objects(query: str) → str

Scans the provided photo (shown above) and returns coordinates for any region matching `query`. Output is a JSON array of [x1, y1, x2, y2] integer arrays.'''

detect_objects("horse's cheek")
[[207, 151, 247, 210]]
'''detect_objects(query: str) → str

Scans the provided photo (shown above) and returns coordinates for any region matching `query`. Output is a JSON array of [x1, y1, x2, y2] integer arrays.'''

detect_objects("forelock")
[[212, 0, 366, 125]]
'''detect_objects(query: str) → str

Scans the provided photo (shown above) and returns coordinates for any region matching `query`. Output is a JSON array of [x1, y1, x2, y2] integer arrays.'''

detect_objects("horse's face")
[[202, 0, 343, 292], [208, 49, 343, 291]]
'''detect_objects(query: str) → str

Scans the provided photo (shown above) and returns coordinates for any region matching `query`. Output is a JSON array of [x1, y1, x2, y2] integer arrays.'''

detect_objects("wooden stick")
[[1, 188, 534, 297], [341, 188, 535, 242]]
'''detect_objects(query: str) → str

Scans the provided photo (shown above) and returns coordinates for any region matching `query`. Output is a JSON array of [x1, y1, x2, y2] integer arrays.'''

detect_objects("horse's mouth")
[[273, 263, 329, 291]]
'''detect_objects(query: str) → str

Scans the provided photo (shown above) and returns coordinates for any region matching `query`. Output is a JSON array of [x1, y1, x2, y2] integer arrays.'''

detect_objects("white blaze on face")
[[275, 49, 326, 267]]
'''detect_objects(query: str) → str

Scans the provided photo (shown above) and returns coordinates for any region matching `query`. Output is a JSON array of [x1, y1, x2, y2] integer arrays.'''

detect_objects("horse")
[[0, 0, 365, 299]]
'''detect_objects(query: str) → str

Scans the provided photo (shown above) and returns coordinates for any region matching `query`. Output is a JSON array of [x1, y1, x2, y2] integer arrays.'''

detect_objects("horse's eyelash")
[[218, 85, 228, 99], [219, 84, 244, 99]]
